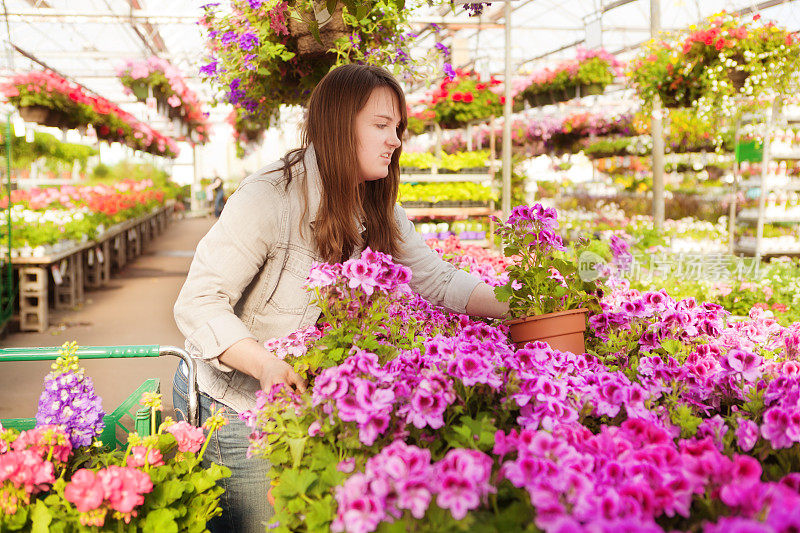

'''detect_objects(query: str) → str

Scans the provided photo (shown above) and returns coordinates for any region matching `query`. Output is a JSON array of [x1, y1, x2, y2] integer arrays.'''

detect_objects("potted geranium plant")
[[429, 69, 504, 129], [493, 204, 602, 352]]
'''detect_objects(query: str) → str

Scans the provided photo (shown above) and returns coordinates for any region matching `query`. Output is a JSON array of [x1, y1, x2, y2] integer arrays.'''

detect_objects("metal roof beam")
[[0, 10, 200, 24]]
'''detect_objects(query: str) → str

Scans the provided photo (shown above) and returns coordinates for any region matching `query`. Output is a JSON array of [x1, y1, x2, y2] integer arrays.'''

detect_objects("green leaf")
[[274, 469, 317, 499], [494, 284, 512, 302], [151, 478, 186, 507], [306, 495, 335, 530], [30, 500, 51, 533], [326, 0, 338, 16], [141, 508, 179, 533], [287, 437, 308, 469]]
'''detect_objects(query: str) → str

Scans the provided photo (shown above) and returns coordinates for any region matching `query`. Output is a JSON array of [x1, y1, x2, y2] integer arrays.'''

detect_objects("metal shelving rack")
[[400, 167, 498, 248], [729, 99, 800, 259]]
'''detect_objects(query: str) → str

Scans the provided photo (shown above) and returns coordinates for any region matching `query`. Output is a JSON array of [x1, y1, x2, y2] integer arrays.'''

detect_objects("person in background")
[[206, 175, 225, 217], [172, 64, 509, 533]]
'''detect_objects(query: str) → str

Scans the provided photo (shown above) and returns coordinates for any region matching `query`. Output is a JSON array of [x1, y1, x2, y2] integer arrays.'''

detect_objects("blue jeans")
[[172, 364, 273, 533]]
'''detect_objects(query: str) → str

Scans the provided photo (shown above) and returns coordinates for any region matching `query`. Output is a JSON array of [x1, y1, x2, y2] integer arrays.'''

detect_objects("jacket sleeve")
[[392, 204, 481, 314], [173, 178, 285, 371]]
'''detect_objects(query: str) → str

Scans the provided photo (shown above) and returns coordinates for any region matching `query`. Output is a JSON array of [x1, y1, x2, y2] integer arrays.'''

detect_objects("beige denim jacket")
[[174, 145, 481, 413]]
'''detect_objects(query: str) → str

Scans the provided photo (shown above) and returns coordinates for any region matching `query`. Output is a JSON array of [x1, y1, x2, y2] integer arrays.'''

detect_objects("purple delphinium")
[[199, 60, 218, 77], [35, 346, 105, 448], [238, 31, 258, 51], [220, 30, 237, 47], [443, 62, 456, 79]]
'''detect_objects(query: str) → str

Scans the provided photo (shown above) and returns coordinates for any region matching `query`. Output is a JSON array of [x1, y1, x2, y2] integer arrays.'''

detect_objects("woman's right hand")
[[257, 354, 307, 393], [218, 338, 307, 393]]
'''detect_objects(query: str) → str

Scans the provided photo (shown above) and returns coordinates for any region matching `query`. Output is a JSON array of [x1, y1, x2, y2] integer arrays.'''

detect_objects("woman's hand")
[[218, 338, 307, 393], [257, 354, 307, 393]]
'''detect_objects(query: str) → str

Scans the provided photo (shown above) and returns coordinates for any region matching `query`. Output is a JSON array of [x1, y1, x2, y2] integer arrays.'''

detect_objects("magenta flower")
[[736, 419, 759, 451]]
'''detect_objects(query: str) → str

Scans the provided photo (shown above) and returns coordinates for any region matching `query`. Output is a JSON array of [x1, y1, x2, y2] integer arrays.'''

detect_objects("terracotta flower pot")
[[289, 3, 348, 57], [507, 308, 589, 353]]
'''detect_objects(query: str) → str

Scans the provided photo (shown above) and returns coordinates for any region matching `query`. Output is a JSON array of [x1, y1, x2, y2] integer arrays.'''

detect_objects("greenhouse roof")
[[1, 0, 799, 129]]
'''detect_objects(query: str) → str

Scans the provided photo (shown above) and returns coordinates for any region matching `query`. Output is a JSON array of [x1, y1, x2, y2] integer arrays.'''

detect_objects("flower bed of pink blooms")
[[243, 229, 800, 533]]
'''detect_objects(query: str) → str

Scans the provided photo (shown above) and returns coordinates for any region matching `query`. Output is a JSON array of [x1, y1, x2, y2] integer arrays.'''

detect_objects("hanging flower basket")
[[727, 54, 750, 93], [288, 4, 348, 57], [506, 308, 589, 353], [19, 105, 51, 125], [579, 83, 605, 96], [130, 80, 150, 101]]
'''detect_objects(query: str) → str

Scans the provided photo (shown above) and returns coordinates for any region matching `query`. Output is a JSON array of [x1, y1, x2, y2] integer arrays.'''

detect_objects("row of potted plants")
[[1, 71, 179, 158], [630, 12, 800, 115], [398, 182, 496, 207], [399, 150, 490, 173], [0, 180, 167, 253], [515, 48, 625, 107], [426, 70, 505, 129], [238, 203, 800, 531], [437, 110, 639, 156], [116, 56, 211, 144]]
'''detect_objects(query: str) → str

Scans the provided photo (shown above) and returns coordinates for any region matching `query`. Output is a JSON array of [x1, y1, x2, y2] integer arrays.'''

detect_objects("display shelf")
[[404, 207, 497, 217], [737, 210, 800, 224], [737, 178, 800, 190], [729, 98, 800, 257], [734, 240, 800, 256], [400, 173, 491, 183]]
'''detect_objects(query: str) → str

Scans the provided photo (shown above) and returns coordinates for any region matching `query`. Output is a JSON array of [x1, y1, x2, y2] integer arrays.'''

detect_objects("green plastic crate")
[[0, 345, 198, 449]]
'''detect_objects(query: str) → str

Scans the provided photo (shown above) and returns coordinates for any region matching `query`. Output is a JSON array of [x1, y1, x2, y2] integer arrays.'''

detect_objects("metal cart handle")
[[0, 345, 199, 427]]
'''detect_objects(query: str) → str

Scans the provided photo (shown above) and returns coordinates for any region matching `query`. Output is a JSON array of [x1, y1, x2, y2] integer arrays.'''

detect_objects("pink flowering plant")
[[0, 342, 230, 531], [239, 237, 800, 533], [117, 56, 211, 144], [493, 204, 603, 318]]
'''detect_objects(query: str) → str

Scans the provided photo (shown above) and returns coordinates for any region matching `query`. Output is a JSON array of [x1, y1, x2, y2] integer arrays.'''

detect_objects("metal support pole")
[[755, 99, 779, 261], [3, 114, 13, 321], [501, 0, 512, 221], [650, 0, 665, 229]]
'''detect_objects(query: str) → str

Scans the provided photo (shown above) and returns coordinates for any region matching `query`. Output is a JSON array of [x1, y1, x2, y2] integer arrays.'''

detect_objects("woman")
[[172, 64, 508, 533]]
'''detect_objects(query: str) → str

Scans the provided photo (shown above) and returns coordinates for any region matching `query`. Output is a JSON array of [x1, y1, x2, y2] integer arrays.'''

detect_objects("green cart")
[[0, 345, 199, 448]]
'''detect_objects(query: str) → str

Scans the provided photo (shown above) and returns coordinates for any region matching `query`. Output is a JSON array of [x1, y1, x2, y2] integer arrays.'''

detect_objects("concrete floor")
[[0, 215, 215, 420]]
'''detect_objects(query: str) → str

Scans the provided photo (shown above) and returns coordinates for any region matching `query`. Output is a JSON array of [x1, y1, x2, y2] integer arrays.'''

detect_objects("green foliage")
[[399, 182, 496, 204], [0, 130, 96, 172], [399, 150, 490, 172]]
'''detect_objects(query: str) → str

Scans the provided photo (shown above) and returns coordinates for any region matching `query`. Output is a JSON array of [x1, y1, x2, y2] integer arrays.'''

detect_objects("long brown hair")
[[282, 64, 407, 263]]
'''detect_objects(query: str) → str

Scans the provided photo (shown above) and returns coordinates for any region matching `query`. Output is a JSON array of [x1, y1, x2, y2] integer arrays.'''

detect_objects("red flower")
[[714, 38, 726, 50], [786, 34, 794, 46], [703, 33, 715, 45], [452, 92, 463, 102], [499, 96, 506, 104], [463, 92, 474, 103], [753, 14, 761, 21]]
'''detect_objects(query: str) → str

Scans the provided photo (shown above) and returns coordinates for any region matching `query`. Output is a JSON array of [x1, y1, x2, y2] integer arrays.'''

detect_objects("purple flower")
[[761, 407, 800, 449], [697, 415, 728, 451], [404, 371, 454, 429], [719, 349, 763, 382], [736, 419, 759, 451], [247, 0, 263, 8], [435, 42, 449, 55], [199, 60, 218, 76], [238, 31, 258, 51], [220, 30, 237, 47], [36, 359, 105, 448], [443, 62, 456, 79]]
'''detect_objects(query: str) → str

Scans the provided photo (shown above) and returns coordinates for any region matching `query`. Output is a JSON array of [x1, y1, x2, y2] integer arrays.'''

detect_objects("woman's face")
[[354, 86, 402, 182]]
